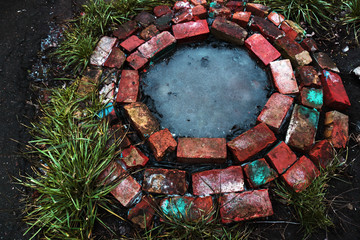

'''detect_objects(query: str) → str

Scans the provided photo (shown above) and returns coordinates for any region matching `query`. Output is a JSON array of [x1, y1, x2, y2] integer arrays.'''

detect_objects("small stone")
[[138, 31, 176, 59], [140, 24, 160, 41], [177, 138, 227, 164], [353, 66, 360, 79], [192, 166, 245, 196], [269, 59, 299, 95], [143, 168, 188, 195], [77, 68, 102, 97], [267, 11, 285, 26], [191, 0, 207, 6], [251, 16, 284, 41], [211, 17, 248, 45], [225, 1, 245, 12], [155, 13, 173, 31], [275, 36, 312, 66], [257, 92, 294, 133], [299, 87, 323, 110], [324, 111, 349, 148], [232, 11, 251, 28], [281, 156, 320, 192], [113, 20, 140, 40], [285, 104, 319, 152], [120, 35, 145, 52], [301, 38, 319, 52], [296, 66, 321, 88], [121, 145, 149, 168], [246, 3, 270, 17], [219, 189, 273, 223], [314, 52, 340, 73], [153, 5, 172, 17], [172, 9, 193, 24], [227, 123, 277, 163], [135, 11, 156, 27], [128, 196, 156, 229], [245, 33, 281, 66], [126, 50, 149, 70], [243, 158, 278, 188], [172, 20, 210, 44], [148, 128, 177, 161], [309, 140, 334, 168], [192, 5, 207, 19], [116, 70, 139, 104], [265, 141, 297, 174], [90, 36, 118, 66]]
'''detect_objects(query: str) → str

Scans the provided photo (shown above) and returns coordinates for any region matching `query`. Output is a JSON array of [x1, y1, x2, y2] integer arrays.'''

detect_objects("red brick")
[[301, 38, 319, 52], [120, 35, 145, 53], [192, 5, 207, 19], [143, 168, 188, 195], [173, 0, 191, 12], [191, 0, 206, 6], [267, 11, 285, 26], [226, 1, 245, 12], [245, 33, 281, 66], [160, 196, 213, 222], [280, 20, 305, 41], [257, 92, 294, 133], [324, 111, 349, 148], [285, 104, 319, 152], [192, 166, 244, 196], [309, 140, 334, 169], [135, 11, 156, 27], [274, 36, 312, 66], [232, 11, 251, 28], [103, 47, 126, 68], [281, 156, 320, 192], [177, 138, 227, 164], [270, 59, 299, 95], [155, 13, 173, 31], [243, 158, 278, 188], [314, 52, 340, 73], [172, 9, 194, 24], [148, 128, 177, 161], [99, 162, 141, 207], [140, 24, 160, 41], [107, 122, 132, 149], [211, 17, 248, 45], [265, 141, 297, 174], [116, 70, 139, 104], [172, 20, 210, 44], [123, 102, 160, 140], [128, 196, 156, 229], [138, 31, 176, 59], [209, 6, 232, 19], [246, 3, 270, 17], [113, 20, 140, 40], [121, 145, 149, 168], [320, 70, 351, 110], [296, 66, 321, 88], [219, 189, 273, 223], [251, 16, 284, 42], [126, 50, 149, 70], [299, 87, 323, 110], [227, 123, 276, 163], [153, 5, 172, 17], [90, 36, 118, 66]]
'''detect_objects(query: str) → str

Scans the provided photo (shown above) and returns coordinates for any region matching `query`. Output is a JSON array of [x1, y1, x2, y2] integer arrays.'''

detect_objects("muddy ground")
[[0, 0, 359, 239]]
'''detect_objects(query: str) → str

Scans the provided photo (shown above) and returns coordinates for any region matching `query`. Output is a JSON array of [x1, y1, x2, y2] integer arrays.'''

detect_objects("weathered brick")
[[251, 16, 284, 41], [123, 102, 160, 140], [301, 38, 319, 52], [192, 5, 207, 19], [285, 104, 319, 152], [219, 189, 273, 223], [243, 158, 278, 188], [324, 111, 349, 148], [155, 13, 173, 31], [246, 3, 270, 17], [77, 68, 102, 97], [296, 66, 321, 88], [172, 9, 193, 24], [172, 20, 210, 44], [143, 168, 188, 195], [309, 140, 334, 168], [209, 6, 232, 19], [116, 70, 139, 104], [177, 138, 227, 164], [191, 0, 207, 6], [120, 35, 145, 52], [227, 123, 277, 163], [126, 50, 149, 70], [275, 36, 312, 66], [90, 36, 118, 66], [279, 21, 299, 41], [153, 5, 172, 17], [113, 20, 140, 40], [211, 17, 248, 45], [299, 87, 323, 110], [281, 156, 320, 192], [135, 11, 156, 27], [267, 11, 285, 26], [265, 141, 297, 174], [160, 196, 213, 222], [103, 47, 126, 68], [128, 196, 156, 229], [148, 128, 177, 161], [314, 52, 340, 73], [138, 31, 176, 59], [107, 121, 132, 149], [245, 33, 281, 66], [320, 70, 351, 110], [269, 59, 299, 95], [121, 145, 149, 168], [226, 1, 245, 12], [284, 20, 305, 41], [173, 0, 191, 12], [192, 166, 244, 196], [257, 92, 294, 133], [140, 24, 160, 41], [232, 11, 251, 28]]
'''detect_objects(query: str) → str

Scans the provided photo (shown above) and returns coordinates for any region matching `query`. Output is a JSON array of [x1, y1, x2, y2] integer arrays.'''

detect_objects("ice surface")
[[141, 43, 270, 138]]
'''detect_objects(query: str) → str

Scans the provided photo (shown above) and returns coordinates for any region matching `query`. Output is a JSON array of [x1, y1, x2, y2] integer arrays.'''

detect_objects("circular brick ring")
[[89, 1, 351, 228]]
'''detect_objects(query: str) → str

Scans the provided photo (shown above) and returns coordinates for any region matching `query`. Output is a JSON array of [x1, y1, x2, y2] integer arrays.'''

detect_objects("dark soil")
[[0, 1, 359, 239]]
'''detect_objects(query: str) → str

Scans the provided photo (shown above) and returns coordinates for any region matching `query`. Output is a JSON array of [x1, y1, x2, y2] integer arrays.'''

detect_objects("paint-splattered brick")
[[320, 70, 351, 110], [172, 9, 193, 24], [285, 104, 319, 152], [309, 140, 334, 169], [324, 111, 349, 148], [192, 166, 244, 196], [128, 196, 156, 229], [90, 36, 118, 66], [148, 128, 177, 161], [265, 141, 297, 174], [314, 52, 340, 73], [103, 47, 126, 68], [192, 5, 207, 19], [172, 20, 210, 44], [281, 156, 320, 192], [140, 25, 160, 41], [296, 66, 321, 88], [153, 5, 172, 17], [177, 138, 227, 164], [257, 93, 294, 133], [135, 11, 156, 27], [232, 11, 251, 28], [116, 70, 139, 104], [267, 11, 285, 26], [173, 0, 191, 12], [121, 145, 149, 168], [269, 59, 299, 95], [211, 17, 248, 45], [219, 189, 273, 223], [274, 36, 312, 66], [120, 35, 145, 52], [245, 33, 281, 66], [299, 87, 323, 110], [113, 20, 139, 40], [191, 0, 206, 5], [160, 196, 213, 222], [126, 50, 149, 70], [123, 102, 160, 140], [251, 16, 284, 41], [227, 123, 277, 163], [301, 38, 319, 52], [143, 168, 188, 195], [138, 31, 176, 59], [226, 1, 245, 12], [209, 6, 232, 19], [243, 158, 278, 188], [246, 3, 270, 17]]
